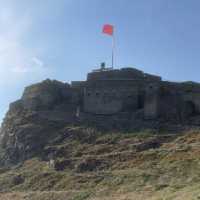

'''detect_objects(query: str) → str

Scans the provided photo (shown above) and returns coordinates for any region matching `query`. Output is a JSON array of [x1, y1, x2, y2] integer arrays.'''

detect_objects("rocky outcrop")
[[0, 79, 78, 166], [22, 79, 72, 110]]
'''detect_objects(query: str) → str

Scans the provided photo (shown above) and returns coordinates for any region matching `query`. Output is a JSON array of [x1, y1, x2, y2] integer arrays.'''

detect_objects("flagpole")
[[112, 34, 114, 69], [102, 24, 115, 69]]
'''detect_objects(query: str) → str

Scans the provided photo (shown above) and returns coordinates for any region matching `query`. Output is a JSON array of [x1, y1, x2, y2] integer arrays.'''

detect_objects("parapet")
[[87, 67, 161, 82], [87, 67, 143, 81]]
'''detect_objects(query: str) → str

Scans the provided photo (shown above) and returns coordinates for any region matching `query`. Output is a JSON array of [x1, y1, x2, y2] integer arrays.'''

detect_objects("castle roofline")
[[87, 67, 161, 82]]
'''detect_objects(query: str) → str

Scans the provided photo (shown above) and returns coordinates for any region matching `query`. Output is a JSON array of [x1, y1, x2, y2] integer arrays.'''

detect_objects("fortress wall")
[[144, 83, 160, 119], [83, 81, 140, 114], [192, 95, 200, 113], [158, 85, 182, 121], [153, 83, 200, 120], [83, 78, 162, 116], [180, 83, 200, 115], [80, 67, 200, 120], [182, 93, 200, 114], [71, 81, 86, 89], [86, 79, 146, 88]]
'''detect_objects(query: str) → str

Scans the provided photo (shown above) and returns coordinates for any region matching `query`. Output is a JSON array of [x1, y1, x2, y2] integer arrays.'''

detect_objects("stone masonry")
[[72, 66, 200, 123]]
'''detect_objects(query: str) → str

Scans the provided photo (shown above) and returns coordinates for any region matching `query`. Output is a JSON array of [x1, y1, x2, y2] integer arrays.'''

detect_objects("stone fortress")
[[71, 64, 200, 124], [4, 63, 200, 132], [1, 63, 200, 165]]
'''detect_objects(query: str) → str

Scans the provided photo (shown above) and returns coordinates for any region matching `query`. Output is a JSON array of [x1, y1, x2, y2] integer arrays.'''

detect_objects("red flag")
[[102, 24, 114, 36]]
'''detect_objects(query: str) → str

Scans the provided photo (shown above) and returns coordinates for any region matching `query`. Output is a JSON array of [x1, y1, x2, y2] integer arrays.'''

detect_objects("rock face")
[[1, 67, 200, 166], [0, 79, 78, 165]]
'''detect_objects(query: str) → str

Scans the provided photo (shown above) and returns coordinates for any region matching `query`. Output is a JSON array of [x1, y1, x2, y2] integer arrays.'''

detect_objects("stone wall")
[[144, 83, 160, 119], [82, 68, 162, 116], [83, 80, 142, 114], [71, 68, 200, 124]]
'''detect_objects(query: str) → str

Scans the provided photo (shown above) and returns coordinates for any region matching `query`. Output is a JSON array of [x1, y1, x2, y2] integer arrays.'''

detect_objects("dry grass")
[[1, 128, 200, 199]]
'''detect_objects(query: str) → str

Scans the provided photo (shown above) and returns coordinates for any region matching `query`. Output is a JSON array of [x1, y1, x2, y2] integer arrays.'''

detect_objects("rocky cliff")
[[0, 79, 79, 165]]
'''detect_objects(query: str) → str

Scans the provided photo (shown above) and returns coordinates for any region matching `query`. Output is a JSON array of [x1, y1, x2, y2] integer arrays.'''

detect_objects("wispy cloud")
[[32, 57, 44, 68], [0, 4, 47, 86]]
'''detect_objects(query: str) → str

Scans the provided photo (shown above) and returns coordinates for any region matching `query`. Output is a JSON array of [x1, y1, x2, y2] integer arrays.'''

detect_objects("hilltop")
[[1, 67, 200, 199]]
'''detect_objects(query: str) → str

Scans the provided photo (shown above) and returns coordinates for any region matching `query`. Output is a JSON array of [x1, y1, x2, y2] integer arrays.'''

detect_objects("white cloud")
[[0, 4, 47, 86], [32, 57, 44, 68], [11, 56, 45, 73]]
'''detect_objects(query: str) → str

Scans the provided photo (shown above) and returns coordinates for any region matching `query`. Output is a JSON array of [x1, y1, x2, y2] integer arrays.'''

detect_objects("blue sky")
[[1, 0, 200, 122]]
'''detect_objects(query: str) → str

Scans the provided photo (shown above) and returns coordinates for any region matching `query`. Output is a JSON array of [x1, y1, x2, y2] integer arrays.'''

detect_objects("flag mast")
[[112, 33, 114, 69]]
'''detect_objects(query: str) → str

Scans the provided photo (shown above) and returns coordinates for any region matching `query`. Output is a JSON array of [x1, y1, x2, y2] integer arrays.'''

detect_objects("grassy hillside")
[[1, 127, 200, 200]]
